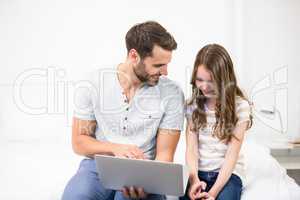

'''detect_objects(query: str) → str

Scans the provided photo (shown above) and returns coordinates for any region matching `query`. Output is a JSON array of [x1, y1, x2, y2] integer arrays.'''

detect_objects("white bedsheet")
[[1, 140, 299, 200], [241, 141, 300, 200]]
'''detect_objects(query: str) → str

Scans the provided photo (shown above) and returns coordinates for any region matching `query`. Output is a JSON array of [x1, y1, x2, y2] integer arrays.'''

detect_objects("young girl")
[[181, 44, 252, 200]]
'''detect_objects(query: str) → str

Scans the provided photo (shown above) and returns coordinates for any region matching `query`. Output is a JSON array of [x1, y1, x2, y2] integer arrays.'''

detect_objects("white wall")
[[0, 0, 299, 199], [0, 0, 237, 140], [240, 0, 300, 144]]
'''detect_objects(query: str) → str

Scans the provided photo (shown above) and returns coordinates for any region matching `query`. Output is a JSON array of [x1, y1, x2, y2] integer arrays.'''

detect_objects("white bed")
[[241, 140, 300, 200], [1, 139, 299, 200]]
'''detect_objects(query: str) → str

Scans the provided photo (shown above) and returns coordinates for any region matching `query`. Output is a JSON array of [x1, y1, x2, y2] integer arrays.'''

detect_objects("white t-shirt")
[[185, 96, 251, 183], [73, 69, 185, 159]]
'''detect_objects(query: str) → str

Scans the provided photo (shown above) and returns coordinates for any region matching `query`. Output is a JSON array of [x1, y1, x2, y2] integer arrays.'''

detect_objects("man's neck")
[[117, 62, 142, 91]]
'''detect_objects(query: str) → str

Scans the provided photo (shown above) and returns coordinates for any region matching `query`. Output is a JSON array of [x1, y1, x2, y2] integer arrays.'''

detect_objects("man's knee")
[[62, 165, 113, 200], [61, 173, 97, 200], [62, 189, 94, 200]]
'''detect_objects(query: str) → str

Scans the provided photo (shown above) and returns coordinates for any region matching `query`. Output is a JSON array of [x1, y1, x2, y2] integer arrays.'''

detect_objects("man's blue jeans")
[[179, 171, 243, 200], [62, 159, 166, 200]]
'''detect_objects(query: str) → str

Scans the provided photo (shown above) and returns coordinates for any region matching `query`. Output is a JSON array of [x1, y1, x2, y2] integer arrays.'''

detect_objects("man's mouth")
[[151, 75, 160, 80]]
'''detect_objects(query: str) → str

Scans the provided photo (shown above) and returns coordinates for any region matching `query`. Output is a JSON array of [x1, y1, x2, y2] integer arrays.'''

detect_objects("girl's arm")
[[208, 121, 249, 198], [185, 121, 200, 183], [186, 120, 208, 200]]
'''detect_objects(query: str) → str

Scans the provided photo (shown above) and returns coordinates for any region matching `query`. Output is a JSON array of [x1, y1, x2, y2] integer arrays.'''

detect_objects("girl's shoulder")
[[184, 96, 251, 116], [235, 96, 251, 110], [235, 96, 252, 124], [184, 98, 197, 119], [184, 98, 196, 109]]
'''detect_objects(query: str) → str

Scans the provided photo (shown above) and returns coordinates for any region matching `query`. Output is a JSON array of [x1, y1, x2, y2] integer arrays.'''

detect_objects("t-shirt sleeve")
[[184, 101, 194, 122], [158, 85, 185, 131], [73, 72, 97, 120], [236, 98, 251, 126]]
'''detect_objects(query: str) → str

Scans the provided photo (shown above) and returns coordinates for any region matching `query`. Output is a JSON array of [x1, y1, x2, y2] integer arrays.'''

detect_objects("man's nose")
[[160, 65, 168, 76]]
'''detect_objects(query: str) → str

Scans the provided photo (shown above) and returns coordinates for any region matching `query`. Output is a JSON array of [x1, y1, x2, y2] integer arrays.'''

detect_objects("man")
[[62, 21, 184, 200]]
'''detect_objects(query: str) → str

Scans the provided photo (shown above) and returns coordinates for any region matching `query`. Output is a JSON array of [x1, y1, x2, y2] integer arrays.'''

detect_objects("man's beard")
[[133, 61, 160, 86]]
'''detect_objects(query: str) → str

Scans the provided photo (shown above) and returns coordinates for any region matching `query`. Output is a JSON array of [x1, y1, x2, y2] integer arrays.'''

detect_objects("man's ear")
[[128, 49, 140, 64]]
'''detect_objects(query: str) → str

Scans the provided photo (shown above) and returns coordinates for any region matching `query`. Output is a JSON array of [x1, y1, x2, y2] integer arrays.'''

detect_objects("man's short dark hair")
[[125, 21, 177, 59]]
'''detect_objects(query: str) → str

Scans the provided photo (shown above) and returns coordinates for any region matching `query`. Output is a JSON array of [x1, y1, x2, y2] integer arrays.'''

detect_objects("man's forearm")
[[72, 135, 115, 157], [155, 129, 180, 162], [154, 153, 174, 162]]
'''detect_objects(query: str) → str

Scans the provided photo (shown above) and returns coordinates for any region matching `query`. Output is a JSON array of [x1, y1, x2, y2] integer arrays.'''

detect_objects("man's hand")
[[121, 186, 148, 199], [112, 144, 145, 159], [188, 179, 207, 200], [113, 144, 146, 199]]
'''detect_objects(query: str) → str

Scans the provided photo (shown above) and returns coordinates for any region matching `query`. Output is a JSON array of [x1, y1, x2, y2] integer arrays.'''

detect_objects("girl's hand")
[[197, 192, 215, 200], [188, 179, 207, 200]]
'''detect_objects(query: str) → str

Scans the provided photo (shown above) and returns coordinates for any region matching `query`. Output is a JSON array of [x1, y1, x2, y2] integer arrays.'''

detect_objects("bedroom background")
[[0, 0, 299, 199]]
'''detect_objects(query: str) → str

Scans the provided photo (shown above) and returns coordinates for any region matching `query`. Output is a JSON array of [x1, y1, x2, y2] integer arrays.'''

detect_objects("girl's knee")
[[216, 178, 242, 200]]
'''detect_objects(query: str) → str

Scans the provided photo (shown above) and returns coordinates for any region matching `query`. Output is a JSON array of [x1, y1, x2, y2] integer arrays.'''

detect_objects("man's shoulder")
[[157, 76, 183, 97]]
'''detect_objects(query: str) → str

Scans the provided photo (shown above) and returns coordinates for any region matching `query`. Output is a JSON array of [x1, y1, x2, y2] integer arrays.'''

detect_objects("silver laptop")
[[95, 155, 189, 196]]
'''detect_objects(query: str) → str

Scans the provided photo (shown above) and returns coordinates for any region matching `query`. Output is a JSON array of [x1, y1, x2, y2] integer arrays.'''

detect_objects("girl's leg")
[[179, 171, 216, 200], [216, 174, 242, 200]]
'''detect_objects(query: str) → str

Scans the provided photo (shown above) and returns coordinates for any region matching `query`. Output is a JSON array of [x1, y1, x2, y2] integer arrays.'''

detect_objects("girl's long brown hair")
[[189, 44, 252, 143]]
